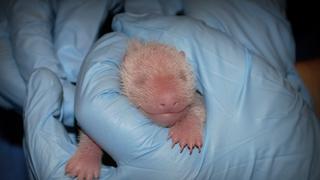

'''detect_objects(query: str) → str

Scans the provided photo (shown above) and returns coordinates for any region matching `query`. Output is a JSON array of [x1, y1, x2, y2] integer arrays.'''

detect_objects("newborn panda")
[[121, 40, 205, 151], [66, 40, 205, 180]]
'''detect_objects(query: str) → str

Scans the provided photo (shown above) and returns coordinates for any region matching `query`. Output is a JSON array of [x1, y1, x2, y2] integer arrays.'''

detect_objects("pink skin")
[[66, 132, 102, 180], [145, 107, 188, 127], [66, 41, 205, 179], [140, 75, 191, 127], [139, 76, 204, 153]]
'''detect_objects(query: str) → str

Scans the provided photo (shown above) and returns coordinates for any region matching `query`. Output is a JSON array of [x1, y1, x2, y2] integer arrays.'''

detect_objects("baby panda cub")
[[121, 40, 205, 152], [66, 40, 205, 180]]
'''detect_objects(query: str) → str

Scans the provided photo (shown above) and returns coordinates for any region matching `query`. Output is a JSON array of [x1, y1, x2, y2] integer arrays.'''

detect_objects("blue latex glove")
[[24, 68, 75, 179], [53, 0, 121, 125], [54, 0, 122, 83], [25, 15, 320, 180], [124, 0, 182, 15], [23, 1, 320, 179], [6, 0, 75, 125], [0, 5, 26, 110], [9, 0, 66, 82], [89, 15, 320, 179], [181, 0, 312, 110], [5, 0, 120, 125]]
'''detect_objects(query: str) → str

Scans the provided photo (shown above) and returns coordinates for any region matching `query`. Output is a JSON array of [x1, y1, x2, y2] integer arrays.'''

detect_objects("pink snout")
[[156, 91, 183, 113]]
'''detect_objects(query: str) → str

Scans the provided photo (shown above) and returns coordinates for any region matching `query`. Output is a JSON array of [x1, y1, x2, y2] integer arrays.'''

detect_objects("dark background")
[[287, 0, 320, 60], [1, 1, 319, 179]]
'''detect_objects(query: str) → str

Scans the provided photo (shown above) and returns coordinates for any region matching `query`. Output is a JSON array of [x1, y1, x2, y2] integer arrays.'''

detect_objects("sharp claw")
[[189, 146, 194, 155], [180, 143, 187, 153], [195, 141, 202, 149], [171, 139, 178, 149]]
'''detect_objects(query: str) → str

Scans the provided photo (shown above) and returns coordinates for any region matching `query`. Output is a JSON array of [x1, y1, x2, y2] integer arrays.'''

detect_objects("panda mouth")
[[141, 105, 190, 126], [143, 105, 189, 115], [144, 110, 187, 127]]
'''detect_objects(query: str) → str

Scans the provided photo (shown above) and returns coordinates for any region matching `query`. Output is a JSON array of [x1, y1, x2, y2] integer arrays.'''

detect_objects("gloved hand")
[[8, 0, 75, 125], [24, 11, 320, 179], [7, 0, 121, 125], [0, 10, 26, 109], [181, 0, 312, 109]]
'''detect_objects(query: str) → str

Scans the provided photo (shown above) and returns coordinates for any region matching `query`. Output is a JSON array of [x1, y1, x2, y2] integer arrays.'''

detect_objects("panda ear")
[[179, 50, 185, 58]]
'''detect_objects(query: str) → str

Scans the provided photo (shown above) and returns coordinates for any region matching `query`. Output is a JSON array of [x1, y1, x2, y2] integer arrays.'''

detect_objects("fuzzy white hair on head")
[[120, 39, 195, 107]]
